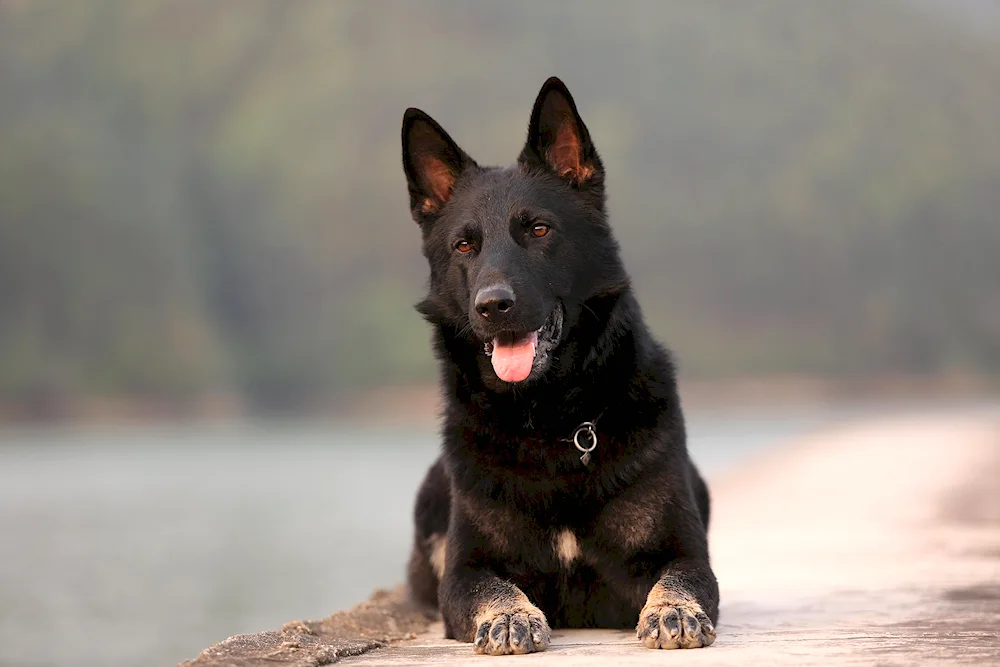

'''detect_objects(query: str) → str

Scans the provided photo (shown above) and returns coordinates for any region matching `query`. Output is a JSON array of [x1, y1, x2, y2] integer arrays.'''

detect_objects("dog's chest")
[[547, 505, 657, 568], [468, 506, 588, 568], [543, 517, 650, 573], [461, 487, 658, 570]]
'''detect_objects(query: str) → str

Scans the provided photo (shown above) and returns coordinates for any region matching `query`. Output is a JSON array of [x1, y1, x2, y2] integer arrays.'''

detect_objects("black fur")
[[402, 77, 719, 654]]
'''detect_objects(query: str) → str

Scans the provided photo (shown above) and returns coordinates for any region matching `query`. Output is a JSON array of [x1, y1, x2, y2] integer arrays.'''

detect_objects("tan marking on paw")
[[472, 590, 550, 655], [427, 533, 446, 579], [636, 583, 716, 650], [472, 589, 535, 627], [553, 528, 580, 566]]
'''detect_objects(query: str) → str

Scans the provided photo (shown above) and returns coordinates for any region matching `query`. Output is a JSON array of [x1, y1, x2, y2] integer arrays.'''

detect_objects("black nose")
[[475, 284, 516, 319]]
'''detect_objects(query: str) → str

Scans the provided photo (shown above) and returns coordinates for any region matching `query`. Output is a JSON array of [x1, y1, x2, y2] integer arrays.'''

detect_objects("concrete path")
[[348, 413, 1000, 666]]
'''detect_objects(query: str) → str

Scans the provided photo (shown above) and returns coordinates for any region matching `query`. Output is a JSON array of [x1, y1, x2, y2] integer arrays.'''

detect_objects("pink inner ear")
[[548, 120, 583, 179], [420, 156, 456, 211]]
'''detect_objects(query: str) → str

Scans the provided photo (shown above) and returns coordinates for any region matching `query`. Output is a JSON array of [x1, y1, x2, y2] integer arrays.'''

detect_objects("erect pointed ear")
[[402, 108, 477, 224], [518, 77, 602, 186]]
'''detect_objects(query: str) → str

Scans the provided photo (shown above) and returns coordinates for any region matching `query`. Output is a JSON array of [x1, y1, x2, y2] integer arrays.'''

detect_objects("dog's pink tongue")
[[491, 332, 537, 383]]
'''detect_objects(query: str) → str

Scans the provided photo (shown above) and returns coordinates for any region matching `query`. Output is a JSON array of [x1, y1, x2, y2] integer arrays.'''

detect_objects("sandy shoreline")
[[181, 409, 1000, 666]]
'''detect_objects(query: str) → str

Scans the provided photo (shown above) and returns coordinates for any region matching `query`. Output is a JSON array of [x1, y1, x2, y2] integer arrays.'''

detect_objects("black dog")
[[402, 77, 718, 655]]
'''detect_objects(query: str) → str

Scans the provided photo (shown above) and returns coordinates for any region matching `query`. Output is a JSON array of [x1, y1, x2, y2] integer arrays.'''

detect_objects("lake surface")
[[0, 400, 990, 667]]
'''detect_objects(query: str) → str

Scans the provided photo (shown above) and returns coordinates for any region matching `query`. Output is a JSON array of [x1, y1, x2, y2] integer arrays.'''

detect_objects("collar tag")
[[572, 421, 598, 465]]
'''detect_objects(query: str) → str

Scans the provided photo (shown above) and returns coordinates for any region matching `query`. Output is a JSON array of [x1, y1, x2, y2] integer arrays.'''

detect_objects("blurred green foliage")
[[1, 1, 998, 409]]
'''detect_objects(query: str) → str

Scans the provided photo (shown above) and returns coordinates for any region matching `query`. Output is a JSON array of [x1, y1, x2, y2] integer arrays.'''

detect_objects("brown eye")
[[455, 239, 473, 253], [531, 223, 550, 238]]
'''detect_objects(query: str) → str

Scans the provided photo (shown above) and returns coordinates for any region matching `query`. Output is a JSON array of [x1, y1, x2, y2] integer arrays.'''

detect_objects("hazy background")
[[1, 1, 999, 666]]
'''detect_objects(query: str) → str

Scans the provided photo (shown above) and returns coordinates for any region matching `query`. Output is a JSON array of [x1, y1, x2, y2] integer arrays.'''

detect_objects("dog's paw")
[[636, 598, 715, 649], [473, 611, 550, 655]]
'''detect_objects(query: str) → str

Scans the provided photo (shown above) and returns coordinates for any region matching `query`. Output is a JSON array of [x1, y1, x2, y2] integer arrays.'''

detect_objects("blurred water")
[[0, 401, 991, 667]]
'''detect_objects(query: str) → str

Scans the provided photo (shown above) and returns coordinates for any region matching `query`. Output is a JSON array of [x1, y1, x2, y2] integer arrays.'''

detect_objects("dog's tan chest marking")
[[553, 528, 580, 566]]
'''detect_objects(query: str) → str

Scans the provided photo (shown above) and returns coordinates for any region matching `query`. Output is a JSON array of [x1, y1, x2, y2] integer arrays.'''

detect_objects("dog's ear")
[[519, 77, 603, 188], [402, 108, 476, 224]]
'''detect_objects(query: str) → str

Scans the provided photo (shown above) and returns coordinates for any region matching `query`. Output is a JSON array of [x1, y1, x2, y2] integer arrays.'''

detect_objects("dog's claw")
[[637, 612, 660, 643], [474, 621, 490, 648], [509, 613, 531, 652]]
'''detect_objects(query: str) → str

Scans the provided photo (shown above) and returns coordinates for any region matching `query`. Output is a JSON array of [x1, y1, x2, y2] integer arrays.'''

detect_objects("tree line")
[[1, 0, 998, 412]]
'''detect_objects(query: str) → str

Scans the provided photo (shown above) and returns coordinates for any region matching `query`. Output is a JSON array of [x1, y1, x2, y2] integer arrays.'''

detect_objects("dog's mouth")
[[483, 305, 564, 383]]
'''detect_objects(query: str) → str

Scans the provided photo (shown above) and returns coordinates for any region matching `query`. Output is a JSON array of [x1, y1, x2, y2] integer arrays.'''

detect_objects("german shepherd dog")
[[402, 77, 718, 655]]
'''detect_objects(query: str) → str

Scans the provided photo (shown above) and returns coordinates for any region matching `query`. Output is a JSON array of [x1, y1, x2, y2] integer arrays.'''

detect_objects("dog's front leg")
[[439, 519, 551, 655], [636, 558, 719, 649], [442, 570, 551, 655]]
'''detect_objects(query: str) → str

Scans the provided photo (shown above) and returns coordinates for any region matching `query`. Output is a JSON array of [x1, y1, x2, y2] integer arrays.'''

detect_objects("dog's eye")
[[455, 240, 473, 253], [531, 224, 550, 238]]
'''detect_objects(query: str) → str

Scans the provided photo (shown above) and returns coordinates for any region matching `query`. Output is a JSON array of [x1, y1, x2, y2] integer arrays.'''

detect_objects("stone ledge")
[[180, 587, 436, 667]]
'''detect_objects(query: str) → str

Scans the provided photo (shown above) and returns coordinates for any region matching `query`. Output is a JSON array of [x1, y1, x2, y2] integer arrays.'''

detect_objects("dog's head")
[[402, 77, 628, 387]]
